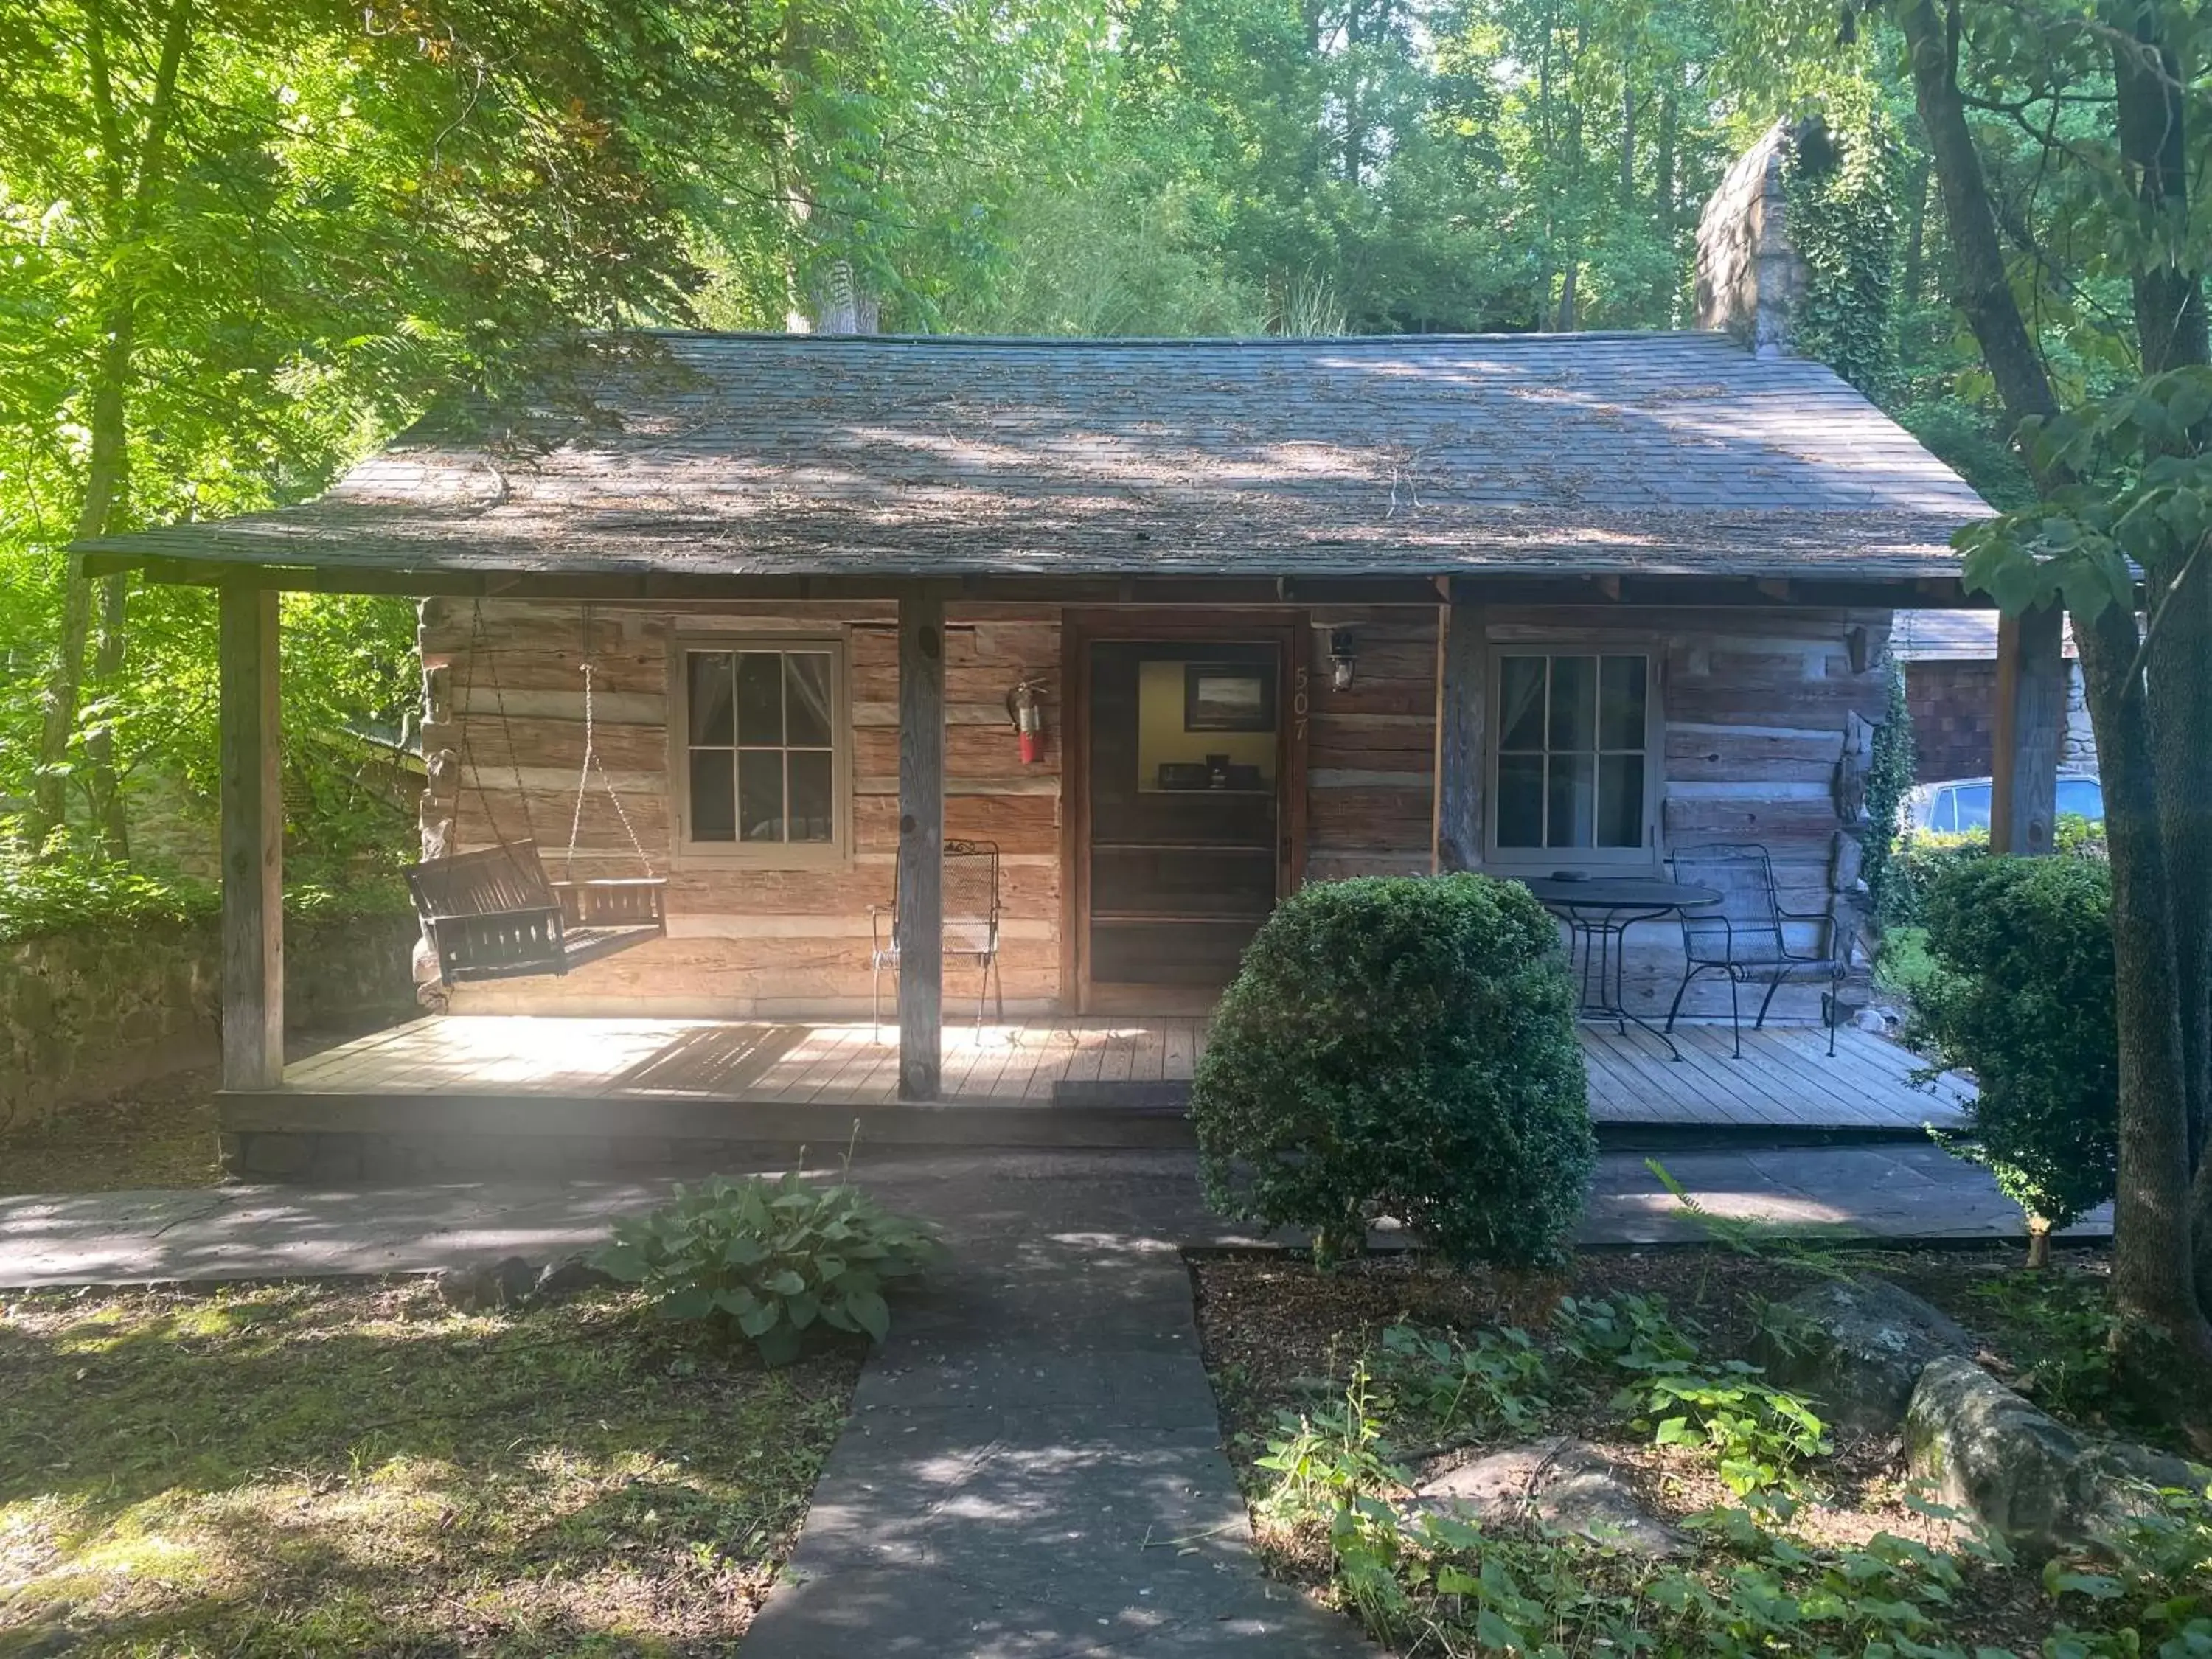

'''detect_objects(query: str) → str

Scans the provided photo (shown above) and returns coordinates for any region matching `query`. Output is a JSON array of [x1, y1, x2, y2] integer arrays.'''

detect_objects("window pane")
[[1548, 655, 1596, 751], [1547, 752, 1596, 847], [1499, 657, 1546, 751], [735, 652, 785, 746], [1597, 754, 1644, 847], [689, 652, 734, 747], [689, 749, 735, 841], [1953, 784, 1992, 832], [788, 750, 834, 842], [738, 750, 785, 841], [1497, 754, 1545, 846], [785, 652, 834, 748], [1931, 792, 1954, 834], [1599, 655, 1646, 751]]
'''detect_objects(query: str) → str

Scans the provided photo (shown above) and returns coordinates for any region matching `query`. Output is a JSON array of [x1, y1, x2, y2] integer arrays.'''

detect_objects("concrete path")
[[740, 1153, 1368, 1657], [0, 1143, 2102, 1291]]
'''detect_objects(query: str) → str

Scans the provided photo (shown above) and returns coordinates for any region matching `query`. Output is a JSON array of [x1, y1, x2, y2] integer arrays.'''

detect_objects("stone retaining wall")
[[0, 912, 420, 1135]]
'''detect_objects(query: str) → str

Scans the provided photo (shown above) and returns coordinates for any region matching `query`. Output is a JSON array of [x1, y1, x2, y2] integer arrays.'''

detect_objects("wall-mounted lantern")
[[1328, 630, 1357, 692]]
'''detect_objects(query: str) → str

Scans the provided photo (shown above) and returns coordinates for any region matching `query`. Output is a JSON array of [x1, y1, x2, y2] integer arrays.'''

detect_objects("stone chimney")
[[1694, 119, 1808, 357]]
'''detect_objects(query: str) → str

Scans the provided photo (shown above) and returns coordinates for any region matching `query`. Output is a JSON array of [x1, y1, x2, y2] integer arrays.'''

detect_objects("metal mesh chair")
[[870, 839, 1004, 1030], [1663, 843, 1846, 1057]]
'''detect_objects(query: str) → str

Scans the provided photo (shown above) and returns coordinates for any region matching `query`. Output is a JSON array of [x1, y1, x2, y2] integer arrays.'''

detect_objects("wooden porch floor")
[[281, 1015, 1972, 1133]]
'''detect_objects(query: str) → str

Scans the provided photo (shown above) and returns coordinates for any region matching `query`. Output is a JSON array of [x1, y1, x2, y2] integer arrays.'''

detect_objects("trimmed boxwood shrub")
[[1912, 854, 2116, 1240], [1190, 874, 1593, 1270]]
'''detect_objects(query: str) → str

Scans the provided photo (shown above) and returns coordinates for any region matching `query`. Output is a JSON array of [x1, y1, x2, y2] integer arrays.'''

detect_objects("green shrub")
[[1190, 874, 1592, 1270], [594, 1172, 944, 1366], [1913, 855, 2117, 1234]]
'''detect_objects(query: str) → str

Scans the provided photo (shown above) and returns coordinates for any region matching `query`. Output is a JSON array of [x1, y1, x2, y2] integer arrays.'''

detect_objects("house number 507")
[[1293, 665, 1310, 741]]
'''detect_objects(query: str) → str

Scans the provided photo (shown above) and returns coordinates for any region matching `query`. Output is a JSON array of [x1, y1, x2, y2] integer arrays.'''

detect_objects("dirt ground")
[[1189, 1242, 2142, 1658]]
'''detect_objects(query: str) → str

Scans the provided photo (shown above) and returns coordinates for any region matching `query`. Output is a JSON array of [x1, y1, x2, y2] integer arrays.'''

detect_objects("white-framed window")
[[1486, 648, 1660, 867], [671, 637, 849, 863]]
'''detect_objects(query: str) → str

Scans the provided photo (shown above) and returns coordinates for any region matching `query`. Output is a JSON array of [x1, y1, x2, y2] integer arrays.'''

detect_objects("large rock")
[[1905, 1357, 2211, 1557], [1753, 1278, 1975, 1434], [1408, 1438, 1686, 1557], [1905, 1356, 2082, 1554]]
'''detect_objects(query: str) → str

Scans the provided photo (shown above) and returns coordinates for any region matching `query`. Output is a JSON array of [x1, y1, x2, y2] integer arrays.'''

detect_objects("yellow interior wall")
[[1135, 659, 1276, 791]]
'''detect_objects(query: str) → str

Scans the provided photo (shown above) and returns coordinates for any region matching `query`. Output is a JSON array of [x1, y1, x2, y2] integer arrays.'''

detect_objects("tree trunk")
[[2077, 607, 2212, 1440], [2112, 0, 2212, 1320], [1555, 262, 1579, 331], [88, 572, 131, 860], [1898, 0, 2212, 1419], [1897, 0, 2060, 431], [27, 0, 191, 858], [1620, 83, 1635, 208], [28, 316, 133, 853]]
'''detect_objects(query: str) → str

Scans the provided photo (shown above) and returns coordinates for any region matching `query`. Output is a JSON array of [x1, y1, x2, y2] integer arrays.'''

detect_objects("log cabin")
[[77, 324, 2044, 1175]]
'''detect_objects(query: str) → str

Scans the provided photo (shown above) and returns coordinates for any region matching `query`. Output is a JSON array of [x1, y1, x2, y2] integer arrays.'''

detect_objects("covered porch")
[[215, 1012, 1977, 1180]]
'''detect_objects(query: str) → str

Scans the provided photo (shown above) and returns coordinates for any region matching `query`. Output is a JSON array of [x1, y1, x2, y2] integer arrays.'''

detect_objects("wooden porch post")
[[897, 591, 945, 1100], [219, 585, 283, 1088], [1989, 601, 2064, 855], [1433, 597, 1485, 872]]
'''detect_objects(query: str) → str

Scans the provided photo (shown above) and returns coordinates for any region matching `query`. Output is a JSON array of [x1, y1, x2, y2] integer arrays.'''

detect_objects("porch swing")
[[406, 605, 667, 984]]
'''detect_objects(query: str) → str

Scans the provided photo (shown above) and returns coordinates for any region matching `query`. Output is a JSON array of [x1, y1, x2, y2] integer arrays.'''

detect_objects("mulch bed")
[[1188, 1242, 2129, 1657]]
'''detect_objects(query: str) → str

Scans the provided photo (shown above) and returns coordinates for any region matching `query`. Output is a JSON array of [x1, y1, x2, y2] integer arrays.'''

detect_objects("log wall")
[[419, 597, 1889, 1024], [419, 598, 1065, 1017]]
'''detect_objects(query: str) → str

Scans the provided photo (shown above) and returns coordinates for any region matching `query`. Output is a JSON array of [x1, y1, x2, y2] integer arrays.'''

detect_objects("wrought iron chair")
[[869, 838, 1004, 1032], [1663, 843, 1847, 1057]]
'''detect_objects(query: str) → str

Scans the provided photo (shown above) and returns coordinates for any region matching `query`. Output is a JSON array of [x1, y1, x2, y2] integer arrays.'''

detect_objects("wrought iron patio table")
[[1521, 877, 1722, 1062]]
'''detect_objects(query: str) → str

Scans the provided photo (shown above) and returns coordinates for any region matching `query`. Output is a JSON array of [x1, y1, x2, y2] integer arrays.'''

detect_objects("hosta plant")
[[594, 1172, 944, 1366]]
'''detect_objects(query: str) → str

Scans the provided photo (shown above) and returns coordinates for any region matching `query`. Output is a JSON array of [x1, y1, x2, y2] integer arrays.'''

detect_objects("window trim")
[[667, 630, 853, 869], [1481, 641, 1665, 872]]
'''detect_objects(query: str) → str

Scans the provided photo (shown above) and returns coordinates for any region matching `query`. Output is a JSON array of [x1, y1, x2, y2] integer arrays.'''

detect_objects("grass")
[[0, 1279, 860, 1655]]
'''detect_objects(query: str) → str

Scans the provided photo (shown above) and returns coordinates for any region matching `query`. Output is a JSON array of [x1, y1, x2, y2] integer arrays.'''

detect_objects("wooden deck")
[[278, 1015, 1972, 1133]]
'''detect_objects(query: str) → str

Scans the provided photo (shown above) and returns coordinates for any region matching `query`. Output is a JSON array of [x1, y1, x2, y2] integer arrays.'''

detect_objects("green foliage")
[[0, 844, 411, 945], [1558, 1287, 1832, 1498], [1374, 1323, 1554, 1441], [1864, 653, 1918, 928], [594, 1172, 944, 1366], [1785, 116, 1902, 402], [2043, 1485, 2212, 1658], [1554, 1291, 1701, 1373], [0, 845, 216, 945], [1966, 1269, 2124, 1431], [1256, 1364, 1408, 1523], [1253, 1307, 2017, 1659], [1639, 1362, 1833, 1497], [1191, 874, 1593, 1271], [1913, 855, 2118, 1233]]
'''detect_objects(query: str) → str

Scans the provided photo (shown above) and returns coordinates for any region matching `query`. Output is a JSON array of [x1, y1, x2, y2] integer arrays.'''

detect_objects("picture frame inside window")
[[1183, 663, 1276, 731]]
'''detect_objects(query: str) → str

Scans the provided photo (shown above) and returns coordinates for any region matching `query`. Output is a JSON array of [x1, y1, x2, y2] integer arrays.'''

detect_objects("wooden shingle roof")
[[81, 330, 1992, 586]]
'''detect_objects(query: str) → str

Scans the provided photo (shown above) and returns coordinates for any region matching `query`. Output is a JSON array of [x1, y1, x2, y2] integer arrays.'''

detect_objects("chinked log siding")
[[422, 597, 1065, 1016], [1304, 608, 1439, 878], [422, 597, 1891, 1023]]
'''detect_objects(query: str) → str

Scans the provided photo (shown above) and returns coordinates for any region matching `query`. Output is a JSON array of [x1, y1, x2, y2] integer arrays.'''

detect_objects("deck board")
[[269, 1014, 1971, 1130]]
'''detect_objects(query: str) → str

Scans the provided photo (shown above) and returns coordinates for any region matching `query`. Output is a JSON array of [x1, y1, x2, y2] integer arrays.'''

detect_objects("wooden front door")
[[1073, 629, 1301, 1012]]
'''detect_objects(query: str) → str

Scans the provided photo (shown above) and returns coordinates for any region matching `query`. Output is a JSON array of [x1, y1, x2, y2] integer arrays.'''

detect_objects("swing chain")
[[569, 658, 655, 877]]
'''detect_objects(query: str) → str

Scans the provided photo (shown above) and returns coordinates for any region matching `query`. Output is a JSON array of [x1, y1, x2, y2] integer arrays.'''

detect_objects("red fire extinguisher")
[[1006, 675, 1047, 765]]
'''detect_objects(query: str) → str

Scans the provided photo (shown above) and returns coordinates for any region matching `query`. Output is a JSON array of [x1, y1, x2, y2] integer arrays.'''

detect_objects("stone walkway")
[[740, 1155, 1369, 1656], [0, 1144, 2104, 1290]]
